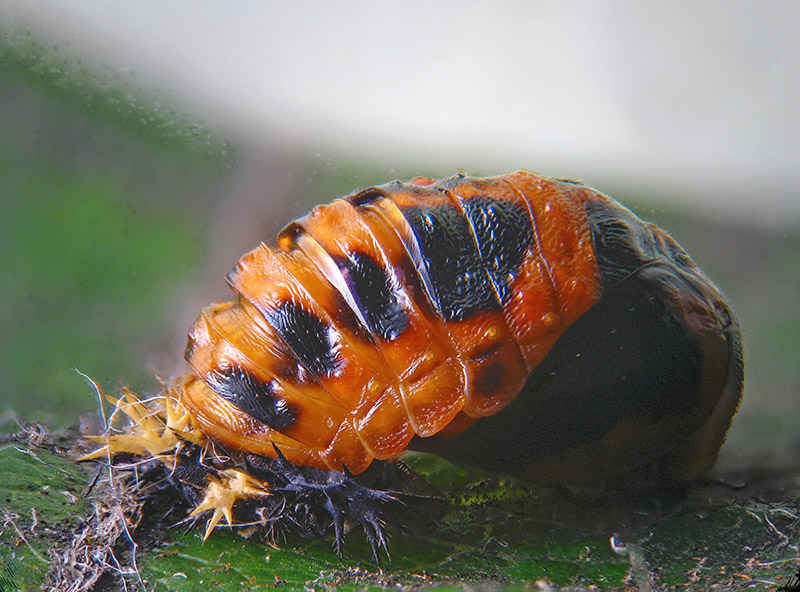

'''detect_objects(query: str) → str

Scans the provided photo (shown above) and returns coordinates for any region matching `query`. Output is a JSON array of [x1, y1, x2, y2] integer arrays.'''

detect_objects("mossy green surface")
[[0, 445, 90, 591], [132, 455, 800, 590], [3, 441, 797, 590]]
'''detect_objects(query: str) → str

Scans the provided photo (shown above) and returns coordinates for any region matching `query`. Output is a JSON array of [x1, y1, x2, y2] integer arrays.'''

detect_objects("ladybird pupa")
[[85, 171, 743, 554]]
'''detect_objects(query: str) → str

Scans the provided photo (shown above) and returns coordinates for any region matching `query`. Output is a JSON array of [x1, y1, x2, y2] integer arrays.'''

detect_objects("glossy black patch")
[[327, 286, 373, 342], [413, 266, 704, 476], [461, 196, 532, 304], [263, 301, 341, 376], [401, 203, 498, 320], [585, 198, 660, 290], [333, 251, 409, 340], [209, 366, 298, 430], [349, 187, 386, 207]]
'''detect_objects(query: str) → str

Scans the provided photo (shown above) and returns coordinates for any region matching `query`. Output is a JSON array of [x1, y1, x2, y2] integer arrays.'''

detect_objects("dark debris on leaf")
[[109, 440, 448, 566]]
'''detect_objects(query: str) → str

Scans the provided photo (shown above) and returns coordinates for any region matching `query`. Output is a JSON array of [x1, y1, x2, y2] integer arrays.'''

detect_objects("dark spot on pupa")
[[401, 203, 498, 320], [349, 187, 386, 207], [209, 366, 298, 430], [334, 251, 409, 341], [263, 301, 341, 377]]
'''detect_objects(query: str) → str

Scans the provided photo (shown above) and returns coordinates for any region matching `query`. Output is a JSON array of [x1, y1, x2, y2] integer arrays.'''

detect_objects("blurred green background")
[[1, 29, 799, 474], [1, 32, 227, 427]]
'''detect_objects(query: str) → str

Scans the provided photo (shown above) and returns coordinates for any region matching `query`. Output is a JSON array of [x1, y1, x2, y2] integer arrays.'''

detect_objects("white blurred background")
[[4, 0, 799, 223]]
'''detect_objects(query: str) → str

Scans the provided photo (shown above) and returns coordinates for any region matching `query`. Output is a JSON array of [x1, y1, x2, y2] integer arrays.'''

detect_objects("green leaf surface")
[[129, 454, 799, 590], [2, 430, 799, 591], [0, 443, 90, 591]]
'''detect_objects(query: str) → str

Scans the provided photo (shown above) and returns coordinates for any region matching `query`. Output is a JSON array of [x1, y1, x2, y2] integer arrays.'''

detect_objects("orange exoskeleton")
[[86, 171, 743, 557]]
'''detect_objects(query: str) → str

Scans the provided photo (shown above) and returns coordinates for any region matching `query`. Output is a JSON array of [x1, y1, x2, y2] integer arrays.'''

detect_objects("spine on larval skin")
[[180, 172, 604, 474]]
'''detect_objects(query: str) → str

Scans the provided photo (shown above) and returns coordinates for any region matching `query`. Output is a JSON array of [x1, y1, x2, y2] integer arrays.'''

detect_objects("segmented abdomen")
[[181, 172, 604, 473]]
